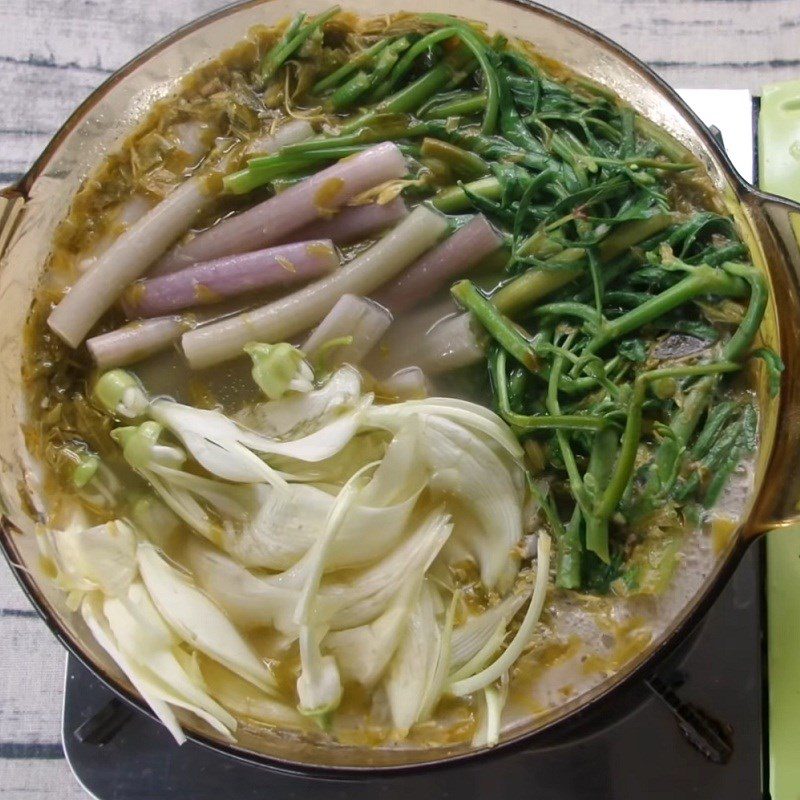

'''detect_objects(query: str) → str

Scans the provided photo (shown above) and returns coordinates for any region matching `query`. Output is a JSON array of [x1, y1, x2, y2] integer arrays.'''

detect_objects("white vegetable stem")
[[365, 297, 457, 377], [417, 312, 485, 374], [48, 121, 318, 347], [87, 317, 188, 369], [48, 179, 208, 348], [245, 119, 314, 157], [303, 294, 392, 367], [367, 301, 484, 377], [183, 205, 447, 369], [77, 195, 154, 273], [377, 367, 430, 400], [374, 215, 502, 314], [86, 295, 283, 369], [154, 142, 407, 274], [123, 240, 339, 318]]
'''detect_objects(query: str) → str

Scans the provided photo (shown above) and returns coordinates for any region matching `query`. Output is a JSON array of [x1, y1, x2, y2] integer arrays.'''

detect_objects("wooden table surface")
[[1, 0, 797, 796]]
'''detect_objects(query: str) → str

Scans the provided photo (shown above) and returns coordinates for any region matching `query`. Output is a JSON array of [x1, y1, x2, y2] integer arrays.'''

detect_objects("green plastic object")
[[759, 78, 800, 800]]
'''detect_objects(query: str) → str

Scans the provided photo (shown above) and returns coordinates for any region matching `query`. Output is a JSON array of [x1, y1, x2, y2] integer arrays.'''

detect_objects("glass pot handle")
[[0, 184, 27, 264], [743, 191, 800, 539], [759, 193, 800, 267]]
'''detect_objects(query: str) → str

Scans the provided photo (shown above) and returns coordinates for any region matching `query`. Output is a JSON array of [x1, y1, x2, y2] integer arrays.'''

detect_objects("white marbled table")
[[1, 0, 797, 797]]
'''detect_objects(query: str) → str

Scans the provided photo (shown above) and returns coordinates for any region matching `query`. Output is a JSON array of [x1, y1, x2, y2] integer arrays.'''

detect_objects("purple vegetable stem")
[[278, 197, 408, 247], [150, 142, 406, 274], [86, 316, 188, 368], [373, 215, 502, 315], [123, 240, 339, 318]]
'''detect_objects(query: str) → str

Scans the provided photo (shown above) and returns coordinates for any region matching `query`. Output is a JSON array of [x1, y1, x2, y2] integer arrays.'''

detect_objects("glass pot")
[[1, 0, 800, 776]]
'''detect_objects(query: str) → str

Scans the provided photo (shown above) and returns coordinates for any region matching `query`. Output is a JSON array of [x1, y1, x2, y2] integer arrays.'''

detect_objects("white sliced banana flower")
[[187, 509, 453, 637], [423, 416, 523, 591], [81, 593, 191, 745], [326, 573, 424, 689], [112, 398, 375, 548], [452, 513, 521, 599], [364, 396, 523, 461], [219, 422, 425, 570], [97, 365, 368, 488], [185, 539, 321, 634], [296, 623, 342, 725], [137, 543, 276, 694], [198, 657, 310, 731], [321, 508, 453, 631], [148, 400, 288, 486], [74, 459, 125, 511], [417, 588, 460, 722], [223, 478, 423, 571], [383, 580, 442, 736], [264, 429, 389, 486], [450, 592, 528, 679], [361, 397, 526, 590], [108, 582, 236, 736], [89, 584, 238, 741], [293, 461, 380, 722], [472, 672, 510, 748], [218, 482, 331, 568], [449, 533, 552, 697], [144, 465, 257, 541], [39, 515, 243, 743], [78, 356, 548, 737], [36, 519, 137, 605], [435, 531, 474, 570], [152, 394, 372, 477], [112, 422, 258, 540], [235, 365, 363, 439], [129, 493, 183, 549], [291, 369, 315, 395], [294, 460, 377, 627]]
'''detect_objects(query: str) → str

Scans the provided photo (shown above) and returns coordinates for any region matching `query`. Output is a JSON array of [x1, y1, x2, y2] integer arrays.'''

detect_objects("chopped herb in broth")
[[25, 8, 779, 750]]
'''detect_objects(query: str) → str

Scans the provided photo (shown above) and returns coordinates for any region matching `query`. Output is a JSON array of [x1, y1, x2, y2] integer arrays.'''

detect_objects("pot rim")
[[0, 0, 790, 777]]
